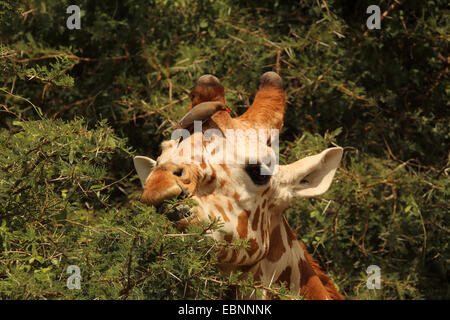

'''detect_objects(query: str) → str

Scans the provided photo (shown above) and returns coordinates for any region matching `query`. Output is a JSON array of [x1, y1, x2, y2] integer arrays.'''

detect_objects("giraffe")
[[133, 72, 344, 300]]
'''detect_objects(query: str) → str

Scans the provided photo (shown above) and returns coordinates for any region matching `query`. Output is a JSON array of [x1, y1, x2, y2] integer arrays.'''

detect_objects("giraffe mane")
[[298, 242, 344, 300]]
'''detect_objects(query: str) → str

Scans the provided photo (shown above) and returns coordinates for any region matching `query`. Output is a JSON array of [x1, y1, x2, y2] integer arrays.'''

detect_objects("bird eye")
[[245, 164, 271, 185], [177, 136, 185, 147]]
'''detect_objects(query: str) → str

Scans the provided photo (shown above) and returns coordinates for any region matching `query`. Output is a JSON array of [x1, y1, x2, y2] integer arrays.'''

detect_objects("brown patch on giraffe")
[[219, 179, 226, 189], [262, 199, 267, 210], [233, 192, 240, 201], [252, 265, 262, 281], [227, 200, 233, 212], [251, 207, 260, 231], [237, 254, 247, 265], [200, 162, 207, 169], [268, 203, 276, 210], [254, 248, 265, 262], [276, 266, 292, 289], [237, 210, 250, 239], [229, 249, 238, 263], [282, 215, 297, 248], [214, 203, 230, 222], [206, 169, 216, 185], [261, 186, 270, 197], [259, 208, 266, 244], [246, 238, 259, 257], [218, 230, 231, 261], [217, 248, 228, 260], [203, 165, 216, 185], [266, 224, 285, 262], [224, 233, 233, 243], [219, 163, 230, 176], [298, 242, 344, 300]]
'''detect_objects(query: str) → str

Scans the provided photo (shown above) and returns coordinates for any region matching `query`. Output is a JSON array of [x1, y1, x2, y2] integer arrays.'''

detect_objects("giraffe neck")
[[234, 209, 343, 300]]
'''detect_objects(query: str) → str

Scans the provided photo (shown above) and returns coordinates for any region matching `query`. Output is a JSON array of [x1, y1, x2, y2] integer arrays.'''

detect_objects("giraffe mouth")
[[157, 193, 194, 222]]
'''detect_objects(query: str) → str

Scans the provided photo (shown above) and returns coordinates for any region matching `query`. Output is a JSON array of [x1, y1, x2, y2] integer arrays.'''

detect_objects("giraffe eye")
[[245, 164, 271, 185]]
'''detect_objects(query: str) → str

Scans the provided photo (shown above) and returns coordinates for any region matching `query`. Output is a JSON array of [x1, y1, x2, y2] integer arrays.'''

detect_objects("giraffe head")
[[134, 72, 343, 269]]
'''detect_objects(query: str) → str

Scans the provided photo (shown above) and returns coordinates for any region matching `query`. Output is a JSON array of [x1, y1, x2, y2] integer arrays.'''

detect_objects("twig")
[[275, 48, 282, 74], [14, 53, 131, 64], [94, 170, 134, 192], [0, 104, 24, 121], [51, 95, 97, 119], [335, 85, 370, 102]]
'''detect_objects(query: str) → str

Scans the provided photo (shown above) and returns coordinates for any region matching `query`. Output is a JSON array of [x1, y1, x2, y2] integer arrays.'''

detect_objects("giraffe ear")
[[280, 147, 343, 198], [133, 156, 156, 187]]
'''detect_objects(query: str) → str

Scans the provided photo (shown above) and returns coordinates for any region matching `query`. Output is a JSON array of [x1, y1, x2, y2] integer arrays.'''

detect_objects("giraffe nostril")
[[172, 168, 184, 177]]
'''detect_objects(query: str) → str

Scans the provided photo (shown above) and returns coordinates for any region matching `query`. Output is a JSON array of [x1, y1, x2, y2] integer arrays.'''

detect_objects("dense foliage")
[[0, 0, 448, 299]]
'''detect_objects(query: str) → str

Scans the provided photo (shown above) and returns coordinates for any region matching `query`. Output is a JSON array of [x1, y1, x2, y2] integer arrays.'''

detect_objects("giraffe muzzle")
[[156, 191, 193, 222]]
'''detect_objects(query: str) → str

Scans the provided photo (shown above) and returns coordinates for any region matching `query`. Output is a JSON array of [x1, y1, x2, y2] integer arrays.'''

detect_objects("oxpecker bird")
[[177, 101, 230, 129]]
